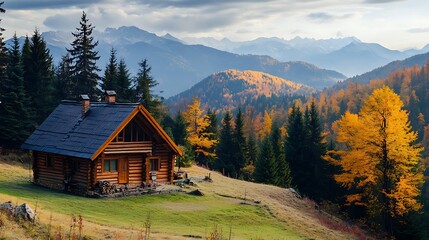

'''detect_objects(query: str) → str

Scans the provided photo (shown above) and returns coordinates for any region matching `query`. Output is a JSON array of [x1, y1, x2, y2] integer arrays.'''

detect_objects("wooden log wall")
[[104, 141, 152, 155], [128, 154, 144, 186], [94, 146, 174, 186], [33, 151, 89, 192], [95, 154, 148, 187], [95, 157, 119, 184], [151, 143, 174, 184], [34, 151, 64, 190]]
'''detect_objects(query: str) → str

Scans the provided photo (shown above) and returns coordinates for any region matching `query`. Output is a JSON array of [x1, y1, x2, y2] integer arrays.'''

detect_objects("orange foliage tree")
[[183, 97, 217, 161], [326, 86, 424, 231]]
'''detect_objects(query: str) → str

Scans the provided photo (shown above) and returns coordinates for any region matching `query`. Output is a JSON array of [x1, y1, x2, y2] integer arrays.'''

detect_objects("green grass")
[[0, 160, 303, 239]]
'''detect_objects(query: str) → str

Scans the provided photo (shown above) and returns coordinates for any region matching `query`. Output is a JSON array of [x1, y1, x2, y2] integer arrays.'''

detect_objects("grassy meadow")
[[0, 157, 306, 239]]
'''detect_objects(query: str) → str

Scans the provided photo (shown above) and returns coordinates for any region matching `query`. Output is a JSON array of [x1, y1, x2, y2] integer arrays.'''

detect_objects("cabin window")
[[103, 159, 118, 172], [46, 155, 54, 168], [150, 158, 160, 171]]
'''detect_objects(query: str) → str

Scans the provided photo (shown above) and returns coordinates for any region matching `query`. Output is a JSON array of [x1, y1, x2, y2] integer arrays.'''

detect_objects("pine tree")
[[246, 127, 258, 165], [303, 101, 331, 201], [21, 36, 31, 92], [216, 111, 235, 176], [54, 54, 74, 101], [0, 34, 33, 148], [271, 122, 292, 188], [233, 108, 246, 177], [135, 58, 162, 118], [285, 105, 306, 191], [253, 136, 276, 184], [23, 30, 55, 123], [102, 47, 118, 91], [327, 86, 424, 233], [242, 128, 257, 181], [173, 111, 188, 146], [67, 11, 100, 100], [116, 59, 132, 102]]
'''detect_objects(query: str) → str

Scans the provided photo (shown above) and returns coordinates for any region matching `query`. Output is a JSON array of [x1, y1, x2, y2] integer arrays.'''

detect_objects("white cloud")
[[1, 0, 429, 49]]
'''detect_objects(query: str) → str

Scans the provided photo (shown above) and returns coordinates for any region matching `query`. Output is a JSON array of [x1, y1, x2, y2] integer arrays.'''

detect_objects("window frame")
[[103, 159, 118, 173], [149, 158, 160, 171]]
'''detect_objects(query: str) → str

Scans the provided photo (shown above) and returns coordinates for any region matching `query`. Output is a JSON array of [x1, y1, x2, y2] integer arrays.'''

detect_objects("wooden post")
[[145, 157, 150, 185], [169, 154, 175, 184]]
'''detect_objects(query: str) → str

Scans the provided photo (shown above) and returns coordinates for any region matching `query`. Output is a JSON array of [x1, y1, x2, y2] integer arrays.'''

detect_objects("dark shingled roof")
[[22, 101, 138, 159]]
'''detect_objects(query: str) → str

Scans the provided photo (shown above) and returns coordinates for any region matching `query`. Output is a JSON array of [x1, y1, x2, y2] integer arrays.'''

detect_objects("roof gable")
[[91, 105, 182, 160]]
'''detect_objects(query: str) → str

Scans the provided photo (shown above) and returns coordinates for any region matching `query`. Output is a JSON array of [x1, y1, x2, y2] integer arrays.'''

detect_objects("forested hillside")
[[333, 51, 429, 91], [162, 61, 429, 239], [167, 69, 314, 113]]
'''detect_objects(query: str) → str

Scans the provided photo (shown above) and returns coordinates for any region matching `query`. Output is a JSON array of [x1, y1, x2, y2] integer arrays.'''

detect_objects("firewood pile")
[[94, 180, 116, 195]]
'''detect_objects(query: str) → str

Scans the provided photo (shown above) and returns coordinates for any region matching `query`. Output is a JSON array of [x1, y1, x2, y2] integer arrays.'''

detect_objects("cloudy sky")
[[3, 0, 429, 50]]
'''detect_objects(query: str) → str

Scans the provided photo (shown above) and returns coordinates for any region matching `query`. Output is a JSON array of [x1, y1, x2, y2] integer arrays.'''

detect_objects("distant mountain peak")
[[162, 33, 182, 43], [167, 69, 315, 112]]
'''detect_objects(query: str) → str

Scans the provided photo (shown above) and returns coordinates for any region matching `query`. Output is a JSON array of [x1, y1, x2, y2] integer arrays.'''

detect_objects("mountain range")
[[183, 36, 429, 77], [8, 26, 429, 98], [7, 26, 345, 97], [166, 69, 314, 113]]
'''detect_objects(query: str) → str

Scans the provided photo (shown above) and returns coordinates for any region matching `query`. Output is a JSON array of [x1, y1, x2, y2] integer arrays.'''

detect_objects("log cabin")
[[21, 91, 182, 196]]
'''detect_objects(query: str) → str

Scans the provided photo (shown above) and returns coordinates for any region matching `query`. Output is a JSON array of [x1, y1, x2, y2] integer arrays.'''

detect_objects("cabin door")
[[118, 158, 128, 184]]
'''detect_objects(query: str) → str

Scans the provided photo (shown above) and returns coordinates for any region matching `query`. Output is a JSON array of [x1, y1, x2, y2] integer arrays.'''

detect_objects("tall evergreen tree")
[[173, 111, 188, 146], [102, 47, 118, 91], [135, 58, 162, 118], [216, 111, 235, 176], [205, 109, 218, 138], [54, 54, 74, 101], [285, 105, 307, 192], [246, 127, 258, 165], [21, 36, 31, 92], [253, 136, 276, 184], [303, 101, 330, 201], [116, 59, 132, 102], [23, 30, 55, 123], [271, 122, 292, 188], [0, 34, 33, 148], [67, 11, 100, 100], [233, 108, 247, 177]]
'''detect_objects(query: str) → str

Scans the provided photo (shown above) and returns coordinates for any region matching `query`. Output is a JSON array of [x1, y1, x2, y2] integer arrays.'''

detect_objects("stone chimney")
[[79, 94, 90, 116], [105, 90, 116, 103]]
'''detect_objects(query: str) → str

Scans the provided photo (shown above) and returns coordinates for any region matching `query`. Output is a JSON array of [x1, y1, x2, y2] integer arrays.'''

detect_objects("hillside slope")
[[0, 157, 366, 239], [331, 51, 429, 91], [167, 69, 315, 113]]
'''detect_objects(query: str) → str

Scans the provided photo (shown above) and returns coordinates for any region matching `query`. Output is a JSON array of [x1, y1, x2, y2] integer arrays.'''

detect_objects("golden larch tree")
[[326, 86, 424, 231], [182, 97, 217, 159]]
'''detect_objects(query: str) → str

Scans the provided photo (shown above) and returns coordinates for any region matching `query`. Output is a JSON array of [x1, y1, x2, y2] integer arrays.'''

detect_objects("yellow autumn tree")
[[260, 110, 272, 140], [326, 86, 424, 231], [182, 97, 217, 160]]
